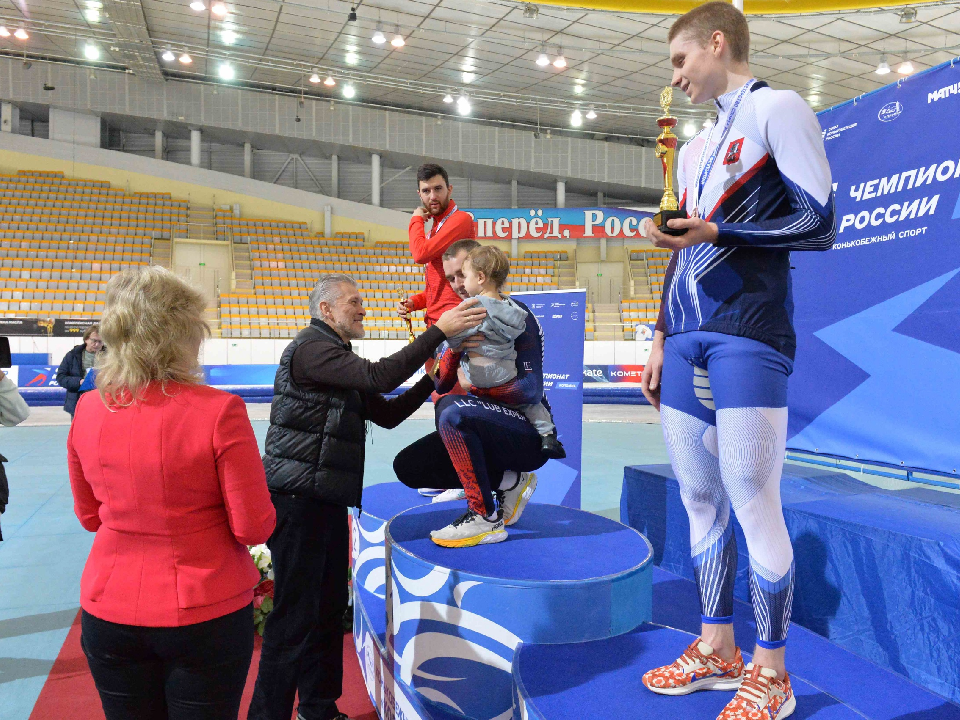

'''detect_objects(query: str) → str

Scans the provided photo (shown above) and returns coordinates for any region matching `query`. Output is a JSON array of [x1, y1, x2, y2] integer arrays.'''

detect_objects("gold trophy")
[[652, 86, 688, 236], [397, 287, 416, 344]]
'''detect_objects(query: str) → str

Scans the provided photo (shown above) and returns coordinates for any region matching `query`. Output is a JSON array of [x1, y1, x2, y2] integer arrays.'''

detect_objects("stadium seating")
[[220, 230, 562, 339], [0, 170, 185, 320]]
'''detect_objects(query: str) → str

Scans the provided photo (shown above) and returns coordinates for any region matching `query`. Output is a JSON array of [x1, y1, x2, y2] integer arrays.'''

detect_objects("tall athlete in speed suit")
[[639, 4, 836, 720]]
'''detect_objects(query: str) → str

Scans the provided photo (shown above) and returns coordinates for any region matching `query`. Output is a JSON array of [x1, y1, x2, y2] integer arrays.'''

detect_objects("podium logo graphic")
[[878, 101, 903, 122]]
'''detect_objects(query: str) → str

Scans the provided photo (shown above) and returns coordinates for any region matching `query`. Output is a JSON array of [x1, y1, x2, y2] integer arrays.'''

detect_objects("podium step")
[[386, 503, 653, 720], [514, 624, 868, 719]]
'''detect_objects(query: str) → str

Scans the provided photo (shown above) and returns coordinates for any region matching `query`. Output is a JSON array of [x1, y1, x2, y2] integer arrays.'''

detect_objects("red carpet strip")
[[29, 611, 377, 720]]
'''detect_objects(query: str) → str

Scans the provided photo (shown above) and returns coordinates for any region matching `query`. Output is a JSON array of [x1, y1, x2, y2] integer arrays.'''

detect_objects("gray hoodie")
[[447, 294, 527, 388]]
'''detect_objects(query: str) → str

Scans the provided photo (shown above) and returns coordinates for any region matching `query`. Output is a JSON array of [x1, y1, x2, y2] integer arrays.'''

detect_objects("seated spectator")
[[56, 325, 104, 418], [68, 266, 276, 720]]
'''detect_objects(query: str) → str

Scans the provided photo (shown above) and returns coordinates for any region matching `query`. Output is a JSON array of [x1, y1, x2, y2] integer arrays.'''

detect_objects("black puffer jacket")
[[263, 319, 445, 507]]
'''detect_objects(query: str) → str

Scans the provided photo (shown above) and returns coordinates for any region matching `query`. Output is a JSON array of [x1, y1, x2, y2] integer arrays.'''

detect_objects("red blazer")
[[68, 382, 276, 627]]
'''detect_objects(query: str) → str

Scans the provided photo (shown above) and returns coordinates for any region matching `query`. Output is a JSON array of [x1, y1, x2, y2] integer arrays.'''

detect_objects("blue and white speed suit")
[[656, 80, 836, 649]]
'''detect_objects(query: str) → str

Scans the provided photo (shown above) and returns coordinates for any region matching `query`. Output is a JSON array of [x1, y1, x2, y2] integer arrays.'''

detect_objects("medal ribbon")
[[692, 79, 755, 217], [430, 203, 459, 238]]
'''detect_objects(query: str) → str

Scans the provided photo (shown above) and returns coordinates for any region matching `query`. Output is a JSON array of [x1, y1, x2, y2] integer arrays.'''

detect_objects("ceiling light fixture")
[[372, 24, 386, 45], [586, 106, 597, 120], [898, 8, 917, 23], [457, 94, 471, 115], [523, 4, 539, 19], [536, 43, 549, 67], [0, 27, 11, 38], [309, 72, 321, 83], [343, 84, 356, 99], [211, 1, 228, 17], [898, 59, 914, 74], [14, 28, 28, 40], [682, 121, 696, 137], [391, 29, 405, 48], [347, 6, 357, 22], [876, 54, 891, 74], [571, 109, 583, 127], [574, 84, 584, 94], [179, 52, 193, 64], [553, 49, 567, 69], [85, 7, 100, 22], [189, 1, 206, 11], [84, 43, 100, 60], [324, 76, 336, 86], [218, 62, 235, 80], [162, 49, 175, 62], [443, 93, 453, 103], [462, 72, 475, 83], [221, 28, 238, 44], [345, 52, 359, 65]]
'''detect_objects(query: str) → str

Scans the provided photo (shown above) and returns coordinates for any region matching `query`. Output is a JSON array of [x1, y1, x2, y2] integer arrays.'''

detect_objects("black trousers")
[[80, 604, 254, 720], [249, 493, 349, 720]]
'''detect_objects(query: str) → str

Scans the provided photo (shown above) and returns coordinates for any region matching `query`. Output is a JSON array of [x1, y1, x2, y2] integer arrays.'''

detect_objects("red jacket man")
[[404, 163, 476, 327]]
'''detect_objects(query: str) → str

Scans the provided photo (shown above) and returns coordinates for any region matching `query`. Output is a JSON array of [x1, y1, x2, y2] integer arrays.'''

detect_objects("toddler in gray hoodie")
[[445, 246, 565, 459]]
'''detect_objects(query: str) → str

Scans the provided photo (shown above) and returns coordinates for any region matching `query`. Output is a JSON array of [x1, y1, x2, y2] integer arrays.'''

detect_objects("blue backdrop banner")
[[515, 289, 586, 508], [789, 61, 960, 476]]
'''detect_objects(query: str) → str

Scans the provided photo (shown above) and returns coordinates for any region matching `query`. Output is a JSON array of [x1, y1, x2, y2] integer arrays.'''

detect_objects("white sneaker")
[[431, 488, 467, 503], [497, 472, 537, 526], [430, 510, 507, 548]]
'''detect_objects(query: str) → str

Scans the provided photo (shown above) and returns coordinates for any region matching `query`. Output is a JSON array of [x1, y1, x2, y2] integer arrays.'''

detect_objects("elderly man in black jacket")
[[250, 273, 485, 720], [55, 324, 103, 417]]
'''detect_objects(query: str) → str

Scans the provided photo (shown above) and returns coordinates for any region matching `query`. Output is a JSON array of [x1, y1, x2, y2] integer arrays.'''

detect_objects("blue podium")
[[385, 503, 653, 720]]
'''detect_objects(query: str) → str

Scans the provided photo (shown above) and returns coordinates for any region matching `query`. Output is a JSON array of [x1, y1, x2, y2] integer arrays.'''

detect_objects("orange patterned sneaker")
[[716, 663, 796, 720], [642, 639, 745, 695]]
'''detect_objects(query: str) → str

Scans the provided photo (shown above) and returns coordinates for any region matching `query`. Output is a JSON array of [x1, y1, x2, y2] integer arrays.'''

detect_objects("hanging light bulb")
[[0, 27, 9, 38], [682, 121, 696, 138], [457, 94, 471, 115], [571, 109, 583, 127], [462, 72, 475, 84], [324, 76, 336, 86], [179, 52, 193, 64], [553, 49, 566, 69], [585, 106, 597, 120], [876, 54, 891, 75], [161, 49, 175, 62], [343, 84, 356, 99], [14, 28, 29, 40], [372, 25, 386, 45], [211, 1, 228, 17], [218, 62, 235, 80], [189, 1, 206, 11], [536, 45, 550, 67], [391, 26, 405, 48], [897, 59, 914, 74], [309, 72, 321, 83], [84, 43, 100, 60], [443, 93, 454, 103], [345, 51, 359, 65]]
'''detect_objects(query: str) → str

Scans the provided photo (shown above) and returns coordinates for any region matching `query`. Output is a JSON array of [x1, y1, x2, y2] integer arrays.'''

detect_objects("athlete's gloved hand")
[[644, 217, 718, 250], [641, 330, 665, 411]]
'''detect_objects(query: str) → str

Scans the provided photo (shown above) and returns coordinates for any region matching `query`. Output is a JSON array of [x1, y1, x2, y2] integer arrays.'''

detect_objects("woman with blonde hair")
[[68, 266, 275, 720]]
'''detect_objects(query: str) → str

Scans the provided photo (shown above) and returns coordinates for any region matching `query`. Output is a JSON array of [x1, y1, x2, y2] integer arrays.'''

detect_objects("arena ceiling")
[[2, 0, 960, 142]]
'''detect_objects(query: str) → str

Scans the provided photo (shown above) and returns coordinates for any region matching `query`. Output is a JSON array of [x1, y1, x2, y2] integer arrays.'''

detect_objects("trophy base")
[[652, 209, 688, 236]]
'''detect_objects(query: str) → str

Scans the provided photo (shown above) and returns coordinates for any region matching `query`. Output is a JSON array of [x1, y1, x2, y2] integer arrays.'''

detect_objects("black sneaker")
[[541, 433, 566, 459]]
